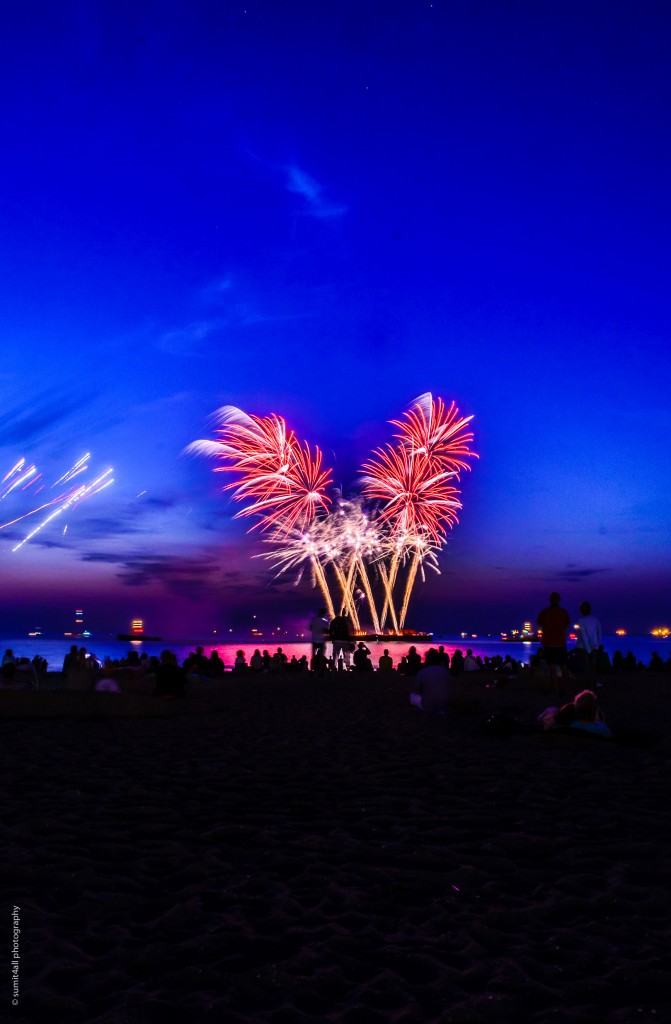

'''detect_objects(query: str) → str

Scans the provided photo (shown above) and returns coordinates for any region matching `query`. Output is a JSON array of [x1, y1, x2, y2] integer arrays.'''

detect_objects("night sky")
[[1, 1, 670, 636]]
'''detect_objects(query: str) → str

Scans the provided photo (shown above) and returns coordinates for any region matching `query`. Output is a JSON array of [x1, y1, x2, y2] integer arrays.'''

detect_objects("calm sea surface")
[[2, 634, 668, 671]]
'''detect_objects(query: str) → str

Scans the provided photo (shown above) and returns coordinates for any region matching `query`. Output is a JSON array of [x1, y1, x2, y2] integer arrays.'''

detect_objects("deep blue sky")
[[1, 0, 670, 636]]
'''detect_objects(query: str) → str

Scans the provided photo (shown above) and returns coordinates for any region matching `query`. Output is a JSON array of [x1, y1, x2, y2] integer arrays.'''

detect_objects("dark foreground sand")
[[3, 671, 671, 1023]]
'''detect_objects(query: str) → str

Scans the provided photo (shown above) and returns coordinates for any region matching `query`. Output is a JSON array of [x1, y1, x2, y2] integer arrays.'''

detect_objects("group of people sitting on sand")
[[232, 648, 309, 673], [406, 647, 525, 715], [407, 653, 613, 738]]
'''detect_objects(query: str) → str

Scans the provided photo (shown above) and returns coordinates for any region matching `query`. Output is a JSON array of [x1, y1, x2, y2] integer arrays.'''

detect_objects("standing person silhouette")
[[576, 600, 602, 683], [308, 607, 330, 663], [537, 592, 571, 697], [329, 611, 352, 669]]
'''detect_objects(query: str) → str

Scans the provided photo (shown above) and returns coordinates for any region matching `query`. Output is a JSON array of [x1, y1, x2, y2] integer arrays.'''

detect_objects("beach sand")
[[3, 670, 670, 1022]]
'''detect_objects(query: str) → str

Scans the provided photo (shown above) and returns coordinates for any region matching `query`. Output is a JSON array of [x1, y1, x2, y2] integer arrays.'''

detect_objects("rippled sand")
[[4, 671, 670, 1022]]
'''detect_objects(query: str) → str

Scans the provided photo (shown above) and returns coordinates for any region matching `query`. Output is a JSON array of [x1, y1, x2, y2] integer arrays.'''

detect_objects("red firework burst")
[[198, 406, 332, 534], [391, 393, 478, 475], [360, 442, 462, 544], [232, 439, 332, 534]]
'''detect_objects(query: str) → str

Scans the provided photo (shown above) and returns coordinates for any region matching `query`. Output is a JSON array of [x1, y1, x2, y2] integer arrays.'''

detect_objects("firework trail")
[[1, 455, 114, 550], [2, 458, 25, 484], [332, 497, 387, 632], [1, 460, 38, 499], [52, 453, 91, 486], [260, 519, 338, 620], [397, 531, 442, 630], [10, 468, 114, 553]]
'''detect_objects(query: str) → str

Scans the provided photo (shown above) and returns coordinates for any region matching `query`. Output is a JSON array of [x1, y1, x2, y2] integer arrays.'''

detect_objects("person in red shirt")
[[537, 592, 571, 696]]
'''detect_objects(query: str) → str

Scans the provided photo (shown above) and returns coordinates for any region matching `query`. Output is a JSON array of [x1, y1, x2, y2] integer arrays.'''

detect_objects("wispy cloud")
[[156, 319, 226, 357], [285, 165, 348, 219], [107, 551, 265, 601], [549, 565, 611, 582], [156, 305, 314, 356], [0, 389, 95, 446], [0, 529, 69, 551]]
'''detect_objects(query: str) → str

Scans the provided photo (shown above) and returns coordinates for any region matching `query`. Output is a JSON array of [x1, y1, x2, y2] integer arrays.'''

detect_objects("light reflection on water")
[[1, 634, 668, 671]]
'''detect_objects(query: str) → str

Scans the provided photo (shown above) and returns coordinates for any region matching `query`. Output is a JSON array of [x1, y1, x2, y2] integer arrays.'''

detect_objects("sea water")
[[1, 634, 667, 672]]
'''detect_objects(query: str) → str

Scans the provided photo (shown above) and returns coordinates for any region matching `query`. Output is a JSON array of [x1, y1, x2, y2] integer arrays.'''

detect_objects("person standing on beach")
[[537, 592, 571, 696], [576, 601, 602, 682], [329, 611, 352, 669], [308, 607, 330, 662]]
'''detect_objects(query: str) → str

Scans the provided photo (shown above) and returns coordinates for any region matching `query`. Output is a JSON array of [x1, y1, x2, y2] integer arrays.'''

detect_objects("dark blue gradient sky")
[[1, 1, 670, 636]]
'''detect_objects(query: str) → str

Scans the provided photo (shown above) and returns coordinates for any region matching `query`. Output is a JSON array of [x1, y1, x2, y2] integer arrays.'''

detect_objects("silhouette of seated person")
[[153, 650, 186, 699], [62, 644, 78, 675], [183, 646, 210, 676], [66, 651, 96, 691], [209, 650, 225, 676], [378, 649, 394, 672], [233, 650, 248, 673], [405, 646, 422, 677], [595, 645, 612, 674], [272, 647, 288, 670], [352, 642, 373, 671], [311, 649, 329, 675], [1, 662, 30, 691], [463, 649, 479, 672], [410, 649, 450, 713], [436, 646, 450, 669], [449, 648, 465, 676]]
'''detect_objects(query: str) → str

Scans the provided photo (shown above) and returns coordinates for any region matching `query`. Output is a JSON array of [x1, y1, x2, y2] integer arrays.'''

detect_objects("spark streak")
[[11, 469, 113, 552], [1, 454, 114, 551]]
